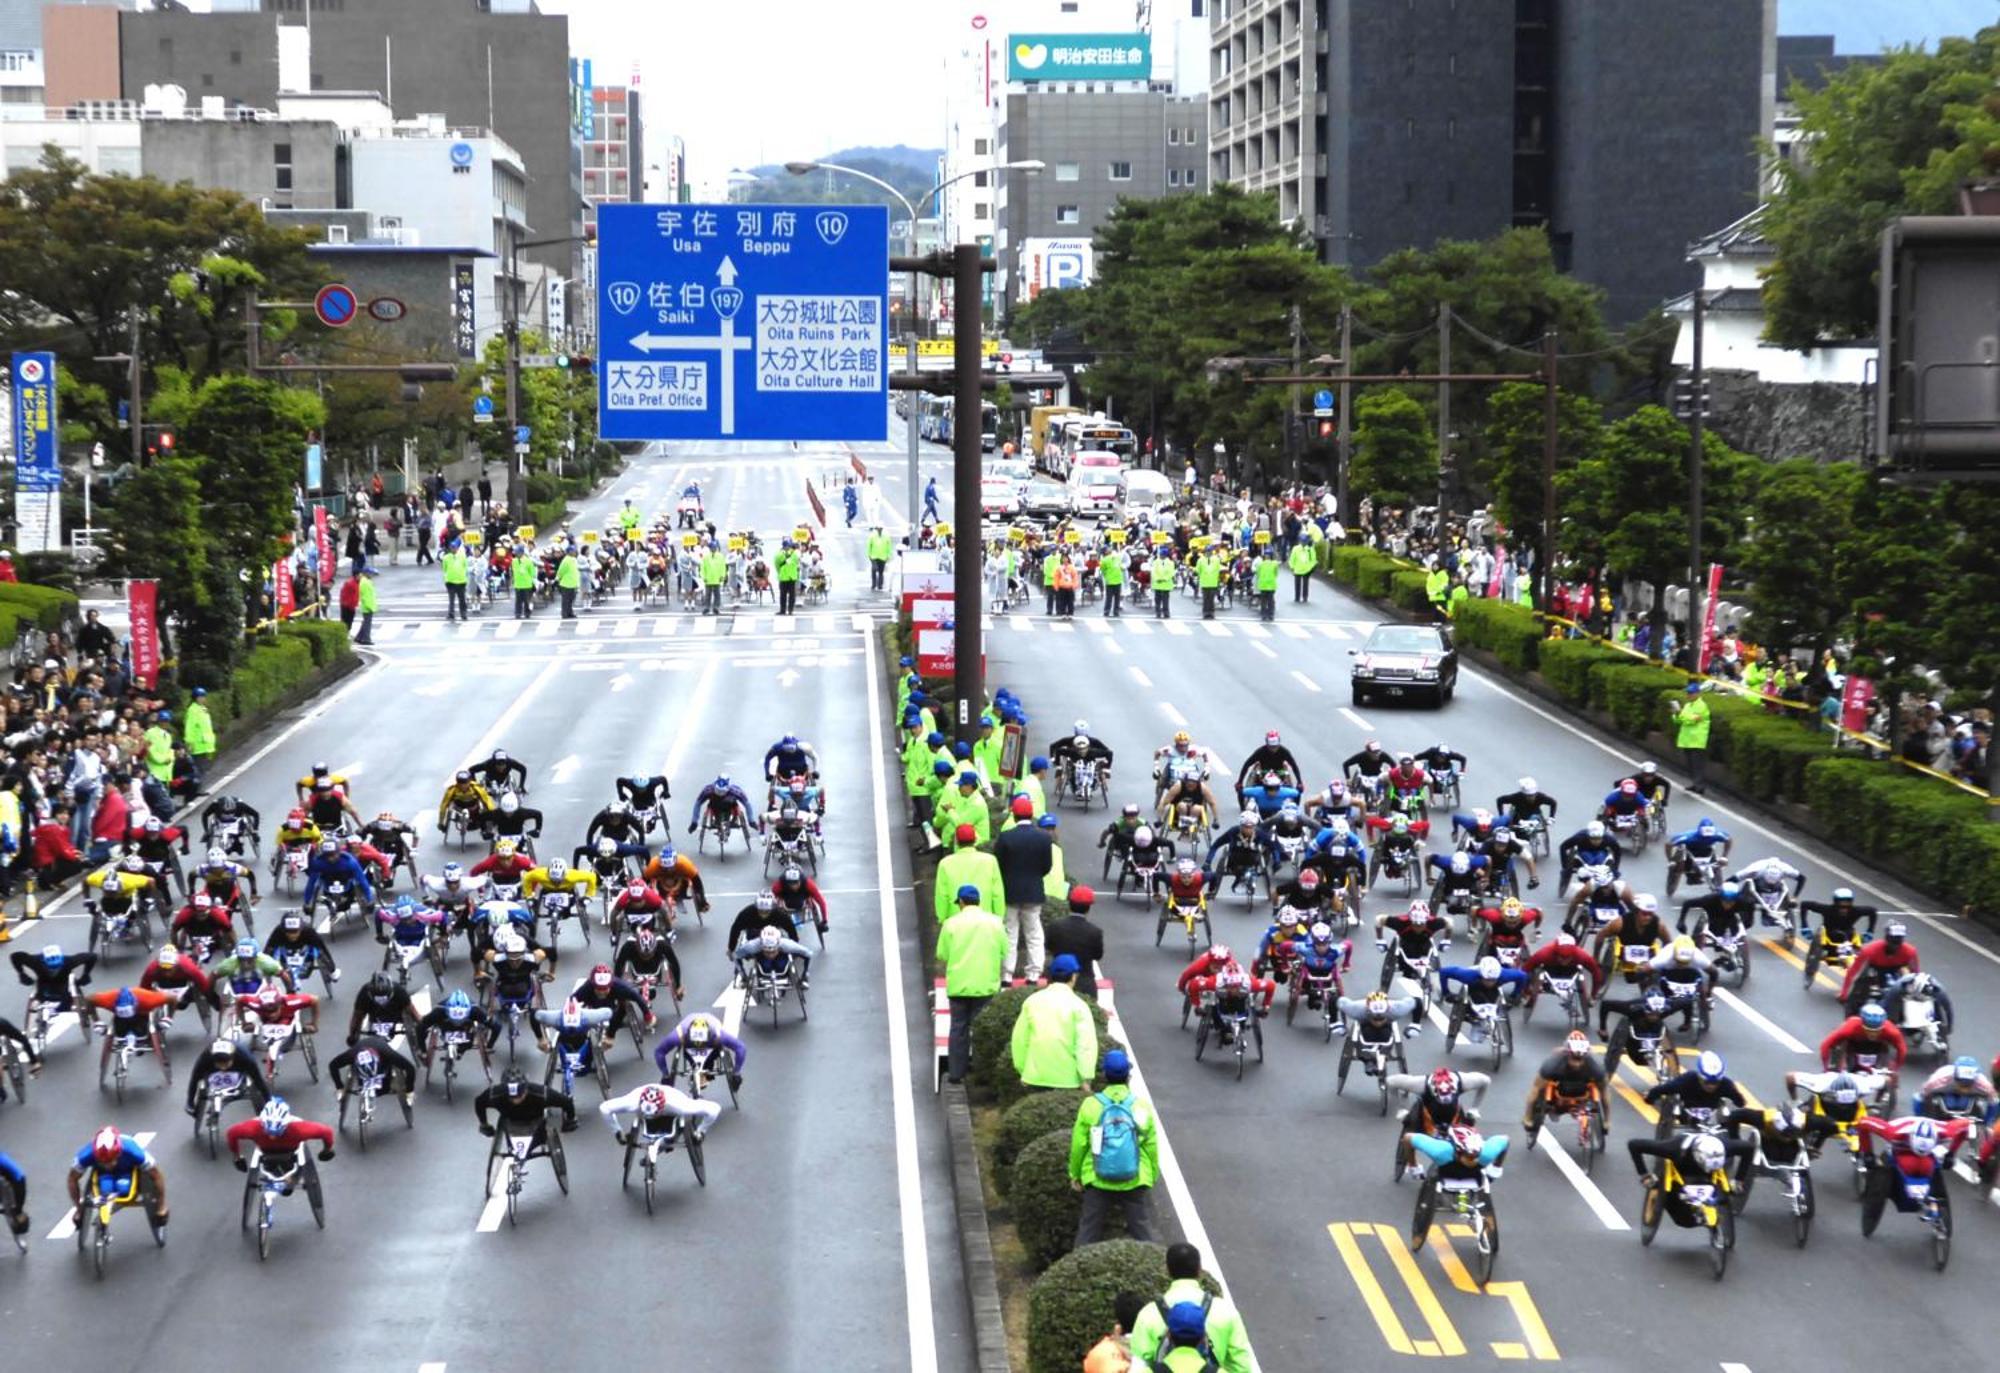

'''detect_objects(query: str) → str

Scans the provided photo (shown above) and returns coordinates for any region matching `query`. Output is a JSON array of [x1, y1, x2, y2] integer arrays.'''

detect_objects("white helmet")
[[1517, 778, 1537, 795]]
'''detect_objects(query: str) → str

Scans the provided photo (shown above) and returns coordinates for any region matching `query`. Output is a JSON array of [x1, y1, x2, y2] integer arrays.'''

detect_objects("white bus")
[[1043, 415, 1137, 478], [917, 396, 1000, 452]]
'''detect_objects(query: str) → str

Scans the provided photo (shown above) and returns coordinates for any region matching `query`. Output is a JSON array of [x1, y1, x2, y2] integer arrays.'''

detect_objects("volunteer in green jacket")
[[937, 886, 1009, 1084], [1039, 814, 1070, 906], [354, 566, 378, 644], [1129, 1243, 1259, 1373], [1099, 544, 1126, 618], [441, 542, 471, 622], [555, 545, 581, 619], [1287, 538, 1317, 603], [1147, 551, 1176, 620], [1426, 565, 1450, 618], [1041, 548, 1062, 616], [700, 543, 728, 616], [143, 711, 176, 785], [775, 543, 802, 615], [1445, 577, 1469, 620], [510, 543, 537, 620], [1670, 679, 1713, 795], [867, 525, 893, 591], [935, 829, 1004, 922], [932, 772, 991, 849], [1010, 954, 1097, 1090], [1069, 1048, 1158, 1243], [1195, 549, 1224, 620], [1253, 547, 1280, 622], [183, 687, 217, 771], [973, 717, 1004, 786]]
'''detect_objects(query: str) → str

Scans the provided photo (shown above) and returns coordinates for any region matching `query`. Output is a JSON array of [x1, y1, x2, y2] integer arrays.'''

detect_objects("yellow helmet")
[[1671, 936, 1697, 965]]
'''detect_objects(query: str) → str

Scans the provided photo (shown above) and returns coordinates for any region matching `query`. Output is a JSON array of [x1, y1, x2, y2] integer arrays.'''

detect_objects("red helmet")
[[286, 808, 307, 827], [1427, 1069, 1462, 1103], [625, 880, 649, 899], [1620, 780, 1638, 796], [91, 1126, 123, 1165], [1298, 869, 1321, 890]]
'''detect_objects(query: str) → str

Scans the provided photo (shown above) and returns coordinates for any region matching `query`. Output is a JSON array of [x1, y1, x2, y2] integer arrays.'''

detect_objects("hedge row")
[[992, 1089, 1088, 1195], [1536, 637, 1629, 705], [0, 582, 77, 631], [1453, 598, 1541, 671], [1328, 545, 1423, 600], [1390, 569, 1432, 614], [1800, 757, 2000, 913]]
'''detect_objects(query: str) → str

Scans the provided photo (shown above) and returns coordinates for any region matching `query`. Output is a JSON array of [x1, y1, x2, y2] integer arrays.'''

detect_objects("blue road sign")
[[10, 351, 57, 491], [1313, 388, 1335, 411], [515, 425, 531, 445], [596, 203, 889, 443], [314, 283, 358, 329], [472, 394, 495, 416]]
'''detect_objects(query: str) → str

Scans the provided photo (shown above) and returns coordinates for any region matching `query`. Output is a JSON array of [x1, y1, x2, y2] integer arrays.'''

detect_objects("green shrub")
[[1009, 1130, 1083, 1269], [527, 498, 570, 532], [992, 1088, 1088, 1193], [1353, 551, 1414, 599], [1453, 598, 1541, 671], [0, 604, 23, 651], [1027, 1241, 1222, 1373], [1593, 663, 1685, 736], [524, 472, 563, 505], [1390, 569, 1432, 613], [0, 581, 78, 631], [1330, 545, 1367, 585], [1537, 638, 1628, 706], [229, 636, 315, 721], [276, 620, 354, 668], [1706, 698, 1828, 802]]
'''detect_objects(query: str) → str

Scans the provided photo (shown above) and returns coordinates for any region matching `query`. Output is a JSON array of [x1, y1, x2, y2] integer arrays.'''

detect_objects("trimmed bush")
[[1390, 569, 1433, 613], [527, 498, 570, 532], [1537, 637, 1628, 706], [0, 581, 77, 631], [1330, 545, 1368, 585], [1009, 1130, 1084, 1269], [275, 619, 355, 669], [1453, 597, 1541, 671], [1704, 697, 1828, 802], [1353, 551, 1415, 599], [1027, 1241, 1223, 1373], [992, 1088, 1088, 1193], [0, 604, 23, 651], [1593, 663, 1685, 736]]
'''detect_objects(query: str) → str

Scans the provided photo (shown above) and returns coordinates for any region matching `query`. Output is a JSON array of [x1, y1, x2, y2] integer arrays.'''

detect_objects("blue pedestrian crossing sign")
[[596, 203, 890, 443], [1313, 388, 1335, 416]]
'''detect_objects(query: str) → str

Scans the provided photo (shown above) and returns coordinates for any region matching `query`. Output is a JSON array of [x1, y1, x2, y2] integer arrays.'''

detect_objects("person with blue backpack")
[[1068, 1048, 1158, 1244], [1128, 1241, 1259, 1372]]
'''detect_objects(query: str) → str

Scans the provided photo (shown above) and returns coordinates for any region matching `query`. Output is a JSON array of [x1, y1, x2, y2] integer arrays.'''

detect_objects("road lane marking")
[[1328, 1222, 1422, 1356], [1365, 1221, 1467, 1356], [1102, 638, 1124, 656], [1758, 937, 1843, 992], [1129, 667, 1152, 689], [659, 655, 722, 779], [1159, 703, 1188, 728], [1532, 1132, 1630, 1231], [862, 628, 939, 1373], [457, 658, 565, 772], [1340, 707, 1372, 730], [1429, 1227, 1562, 1359], [419, 1364, 447, 1373], [1713, 986, 1810, 1053], [48, 1132, 157, 1240], [1252, 641, 1277, 659], [1291, 670, 1322, 694], [1279, 623, 1309, 639]]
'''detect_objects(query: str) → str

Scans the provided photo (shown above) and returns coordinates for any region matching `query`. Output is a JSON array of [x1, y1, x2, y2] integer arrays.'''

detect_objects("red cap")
[[954, 823, 977, 843], [1068, 885, 1096, 909], [1010, 795, 1034, 817]]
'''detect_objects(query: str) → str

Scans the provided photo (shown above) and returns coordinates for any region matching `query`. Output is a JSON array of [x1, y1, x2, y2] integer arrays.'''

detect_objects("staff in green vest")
[[354, 566, 378, 644], [867, 525, 893, 591], [1195, 549, 1224, 620], [1287, 538, 1317, 603], [143, 711, 176, 785], [183, 687, 217, 771], [555, 545, 581, 619], [1099, 545, 1126, 618], [1426, 565, 1450, 618], [700, 542, 728, 616], [1253, 548, 1280, 622], [441, 542, 470, 622], [510, 543, 537, 620], [1147, 551, 1176, 619], [1041, 548, 1061, 616], [775, 543, 802, 615]]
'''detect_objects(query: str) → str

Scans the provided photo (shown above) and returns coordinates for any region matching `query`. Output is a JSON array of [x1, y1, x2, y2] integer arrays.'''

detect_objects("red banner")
[[1696, 563, 1724, 674], [313, 505, 333, 590], [273, 558, 294, 620], [128, 579, 161, 690], [1841, 674, 1876, 735]]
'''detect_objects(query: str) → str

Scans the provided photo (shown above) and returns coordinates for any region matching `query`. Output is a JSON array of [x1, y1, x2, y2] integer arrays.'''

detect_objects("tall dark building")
[[1210, 0, 1775, 321], [116, 0, 579, 275]]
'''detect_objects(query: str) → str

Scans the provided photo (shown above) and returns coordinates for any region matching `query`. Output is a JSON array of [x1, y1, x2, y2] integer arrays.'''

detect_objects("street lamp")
[[784, 159, 1043, 537]]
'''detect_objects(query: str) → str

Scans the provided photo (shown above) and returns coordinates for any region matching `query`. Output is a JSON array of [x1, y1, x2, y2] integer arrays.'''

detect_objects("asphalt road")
[[0, 438, 974, 1373], [984, 571, 1997, 1372]]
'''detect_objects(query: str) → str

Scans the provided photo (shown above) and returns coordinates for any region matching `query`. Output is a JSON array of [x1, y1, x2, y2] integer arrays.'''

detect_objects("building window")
[[1108, 161, 1131, 180], [230, 49, 242, 66], [974, 137, 989, 155], [275, 167, 292, 190], [1056, 204, 1080, 224], [1167, 168, 1181, 187], [974, 201, 990, 219], [1167, 128, 1179, 145], [1061, 1, 1078, 10], [973, 170, 988, 187], [274, 143, 292, 164], [201, 73, 214, 88], [1185, 129, 1197, 145], [1055, 162, 1079, 181]]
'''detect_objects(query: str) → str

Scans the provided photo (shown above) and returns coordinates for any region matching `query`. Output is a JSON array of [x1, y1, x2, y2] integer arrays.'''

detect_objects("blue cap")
[[1102, 1049, 1131, 1081], [1164, 1301, 1209, 1344], [191, 687, 206, 698], [933, 760, 954, 775], [903, 712, 922, 727], [1038, 814, 1058, 829], [1685, 680, 1703, 693], [927, 732, 945, 746], [954, 742, 972, 757], [911, 690, 928, 704], [956, 883, 982, 902], [1048, 953, 1081, 978], [157, 710, 172, 723], [899, 656, 914, 668], [1029, 755, 1049, 772], [958, 771, 980, 787]]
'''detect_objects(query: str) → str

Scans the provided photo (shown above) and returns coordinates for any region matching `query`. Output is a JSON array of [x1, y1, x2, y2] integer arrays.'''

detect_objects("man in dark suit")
[[1044, 884, 1106, 1003]]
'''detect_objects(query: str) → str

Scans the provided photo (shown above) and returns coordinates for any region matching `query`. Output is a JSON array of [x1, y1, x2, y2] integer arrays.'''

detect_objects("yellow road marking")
[[1328, 1222, 1419, 1356], [1429, 1226, 1562, 1361], [1373, 1223, 1468, 1356], [1760, 937, 1843, 991]]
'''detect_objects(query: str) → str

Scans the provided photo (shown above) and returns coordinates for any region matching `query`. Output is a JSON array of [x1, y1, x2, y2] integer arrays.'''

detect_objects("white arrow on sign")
[[621, 255, 750, 435], [549, 754, 581, 785], [775, 668, 800, 688], [716, 255, 739, 288], [609, 672, 634, 692]]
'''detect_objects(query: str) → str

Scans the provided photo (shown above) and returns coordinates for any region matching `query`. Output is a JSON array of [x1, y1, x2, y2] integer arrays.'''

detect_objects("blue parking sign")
[[596, 203, 889, 443]]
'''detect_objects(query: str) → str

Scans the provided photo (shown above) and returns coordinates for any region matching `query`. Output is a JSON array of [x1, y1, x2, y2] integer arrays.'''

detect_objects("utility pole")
[[1539, 330, 1559, 609], [504, 233, 523, 518], [1286, 303, 1302, 482], [1336, 303, 1353, 526], [1437, 302, 1451, 516], [951, 244, 985, 739], [1687, 286, 1707, 674]]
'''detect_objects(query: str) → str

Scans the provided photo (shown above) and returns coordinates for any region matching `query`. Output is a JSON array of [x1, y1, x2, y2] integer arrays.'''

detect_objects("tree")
[[1760, 29, 2000, 348], [1735, 458, 1865, 654], [1349, 391, 1436, 511], [101, 457, 212, 674], [1482, 382, 1602, 540], [183, 375, 324, 572]]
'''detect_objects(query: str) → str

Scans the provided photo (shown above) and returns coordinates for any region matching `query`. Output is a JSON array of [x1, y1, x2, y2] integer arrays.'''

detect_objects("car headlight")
[[1414, 668, 1439, 680]]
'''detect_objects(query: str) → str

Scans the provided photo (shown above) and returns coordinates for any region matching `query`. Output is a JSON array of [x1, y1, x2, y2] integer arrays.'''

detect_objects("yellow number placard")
[[1007, 526, 1029, 544], [582, 530, 599, 544], [514, 525, 536, 542], [1150, 530, 1173, 547], [727, 536, 747, 552], [1107, 528, 1128, 545], [462, 530, 483, 547], [1253, 530, 1273, 545], [682, 532, 700, 549], [934, 523, 953, 537], [1063, 529, 1082, 545]]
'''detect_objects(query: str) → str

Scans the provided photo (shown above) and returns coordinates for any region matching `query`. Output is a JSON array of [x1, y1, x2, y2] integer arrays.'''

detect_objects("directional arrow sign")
[[775, 667, 801, 688], [595, 202, 889, 444]]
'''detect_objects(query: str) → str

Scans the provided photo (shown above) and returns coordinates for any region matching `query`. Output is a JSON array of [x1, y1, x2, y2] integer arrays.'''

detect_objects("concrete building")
[[267, 207, 494, 361], [39, 3, 128, 107], [1208, 0, 1776, 322], [581, 83, 641, 224], [115, 0, 580, 276], [1, 0, 131, 107], [996, 87, 1207, 314]]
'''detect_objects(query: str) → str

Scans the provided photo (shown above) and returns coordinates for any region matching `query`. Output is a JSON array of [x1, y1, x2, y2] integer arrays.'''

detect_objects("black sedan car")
[[1349, 622, 1458, 707]]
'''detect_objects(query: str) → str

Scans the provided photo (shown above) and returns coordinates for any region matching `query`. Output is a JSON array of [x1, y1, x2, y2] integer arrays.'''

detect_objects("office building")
[[115, 0, 580, 276], [582, 83, 643, 224], [1208, 0, 1775, 322]]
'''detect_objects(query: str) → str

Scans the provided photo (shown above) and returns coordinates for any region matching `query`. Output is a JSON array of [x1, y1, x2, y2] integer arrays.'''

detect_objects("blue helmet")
[[114, 988, 137, 1016], [394, 894, 418, 913], [1859, 1002, 1887, 1031], [1719, 882, 1741, 901], [259, 1097, 292, 1136], [1696, 819, 1717, 837], [1695, 1050, 1725, 1083], [1953, 1055, 1980, 1085], [714, 774, 731, 789], [444, 989, 472, 1022], [40, 943, 64, 970], [781, 735, 799, 749], [658, 844, 677, 866], [631, 775, 649, 787], [1909, 1117, 1941, 1153], [235, 938, 258, 960]]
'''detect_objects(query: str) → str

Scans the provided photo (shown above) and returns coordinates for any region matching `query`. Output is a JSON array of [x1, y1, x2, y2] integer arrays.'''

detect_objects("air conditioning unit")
[[326, 224, 349, 244]]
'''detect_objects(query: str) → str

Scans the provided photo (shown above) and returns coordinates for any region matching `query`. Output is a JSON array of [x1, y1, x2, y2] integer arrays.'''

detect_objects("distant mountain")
[[732, 146, 946, 210]]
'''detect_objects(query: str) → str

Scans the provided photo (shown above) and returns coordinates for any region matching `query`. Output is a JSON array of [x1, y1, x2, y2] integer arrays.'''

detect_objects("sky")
[[1778, 0, 1997, 52]]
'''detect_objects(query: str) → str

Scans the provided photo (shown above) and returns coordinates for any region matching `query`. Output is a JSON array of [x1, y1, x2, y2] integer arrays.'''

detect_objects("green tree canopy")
[[1349, 390, 1436, 510], [1760, 27, 2000, 348], [1735, 458, 1865, 653], [1483, 381, 1602, 540]]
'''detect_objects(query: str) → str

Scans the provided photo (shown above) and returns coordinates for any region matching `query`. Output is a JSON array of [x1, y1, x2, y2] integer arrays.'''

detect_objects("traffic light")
[[559, 354, 594, 374], [1317, 419, 1334, 439], [158, 429, 175, 453]]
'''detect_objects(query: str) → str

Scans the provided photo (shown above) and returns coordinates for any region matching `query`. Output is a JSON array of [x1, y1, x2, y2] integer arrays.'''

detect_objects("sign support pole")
[[951, 244, 985, 744]]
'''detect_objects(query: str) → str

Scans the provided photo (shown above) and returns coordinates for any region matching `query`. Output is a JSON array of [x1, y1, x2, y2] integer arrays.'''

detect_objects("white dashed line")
[[1159, 702, 1189, 728], [1129, 667, 1153, 689], [1290, 671, 1321, 694], [1338, 707, 1372, 730]]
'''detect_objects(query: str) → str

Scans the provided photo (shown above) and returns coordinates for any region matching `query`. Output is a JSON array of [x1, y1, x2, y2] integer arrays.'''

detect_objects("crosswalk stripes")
[[1279, 624, 1310, 639]]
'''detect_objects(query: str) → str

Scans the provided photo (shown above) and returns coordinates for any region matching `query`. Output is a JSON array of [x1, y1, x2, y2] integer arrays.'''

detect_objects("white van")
[[1119, 468, 1174, 513]]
